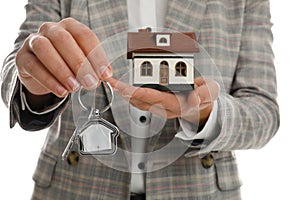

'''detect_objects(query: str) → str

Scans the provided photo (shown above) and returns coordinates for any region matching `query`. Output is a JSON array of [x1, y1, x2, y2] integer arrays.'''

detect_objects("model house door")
[[160, 61, 169, 85]]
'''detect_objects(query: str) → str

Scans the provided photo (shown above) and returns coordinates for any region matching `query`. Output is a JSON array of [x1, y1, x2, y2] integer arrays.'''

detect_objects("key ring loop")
[[77, 81, 114, 114]]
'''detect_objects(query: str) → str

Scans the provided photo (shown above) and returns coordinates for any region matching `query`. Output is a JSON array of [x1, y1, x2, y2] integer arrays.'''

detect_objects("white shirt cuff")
[[175, 100, 219, 142], [20, 84, 68, 115]]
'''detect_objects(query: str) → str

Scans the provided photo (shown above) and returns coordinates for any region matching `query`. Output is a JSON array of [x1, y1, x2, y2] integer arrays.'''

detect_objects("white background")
[[0, 1, 299, 199]]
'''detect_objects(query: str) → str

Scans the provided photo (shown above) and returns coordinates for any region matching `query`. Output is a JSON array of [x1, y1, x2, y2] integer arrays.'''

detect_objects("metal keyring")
[[77, 81, 114, 114]]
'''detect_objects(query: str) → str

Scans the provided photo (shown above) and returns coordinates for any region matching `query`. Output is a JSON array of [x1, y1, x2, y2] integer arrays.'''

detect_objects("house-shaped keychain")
[[127, 28, 199, 92]]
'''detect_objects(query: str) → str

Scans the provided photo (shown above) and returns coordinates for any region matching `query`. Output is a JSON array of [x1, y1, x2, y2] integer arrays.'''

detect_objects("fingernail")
[[82, 74, 98, 89], [67, 77, 81, 91], [56, 85, 68, 97], [98, 65, 112, 79]]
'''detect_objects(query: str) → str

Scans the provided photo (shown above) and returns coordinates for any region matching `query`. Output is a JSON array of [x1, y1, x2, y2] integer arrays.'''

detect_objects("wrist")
[[181, 102, 213, 129], [23, 86, 55, 110], [198, 103, 213, 130], [21, 84, 68, 115]]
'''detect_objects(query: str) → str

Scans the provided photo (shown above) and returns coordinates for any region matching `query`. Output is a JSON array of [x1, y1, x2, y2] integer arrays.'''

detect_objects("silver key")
[[62, 128, 79, 160], [62, 110, 119, 159], [62, 81, 118, 159]]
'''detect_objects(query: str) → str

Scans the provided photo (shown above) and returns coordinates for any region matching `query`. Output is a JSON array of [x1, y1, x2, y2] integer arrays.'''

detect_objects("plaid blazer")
[[1, 0, 279, 199]]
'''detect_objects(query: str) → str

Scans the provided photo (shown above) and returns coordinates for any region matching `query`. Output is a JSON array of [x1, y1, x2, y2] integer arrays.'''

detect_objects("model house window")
[[160, 61, 169, 85], [159, 37, 168, 44], [156, 34, 170, 46], [141, 61, 153, 76], [160, 61, 169, 69], [175, 62, 187, 77]]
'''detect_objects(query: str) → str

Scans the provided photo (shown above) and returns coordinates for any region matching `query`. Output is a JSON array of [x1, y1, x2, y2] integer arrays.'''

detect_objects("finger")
[[130, 89, 192, 119], [40, 23, 99, 88], [110, 78, 190, 117], [130, 87, 185, 113], [39, 21, 87, 75], [108, 78, 137, 101], [194, 77, 206, 87], [202, 79, 220, 102], [148, 103, 179, 119], [16, 50, 69, 97], [59, 18, 112, 80], [111, 77, 188, 114], [129, 98, 179, 119], [28, 34, 82, 91], [182, 77, 206, 107], [191, 79, 220, 105], [38, 22, 100, 90]]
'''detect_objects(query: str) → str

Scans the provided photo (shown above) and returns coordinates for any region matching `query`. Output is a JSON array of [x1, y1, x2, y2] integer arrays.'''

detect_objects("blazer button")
[[201, 153, 214, 169], [67, 151, 80, 166]]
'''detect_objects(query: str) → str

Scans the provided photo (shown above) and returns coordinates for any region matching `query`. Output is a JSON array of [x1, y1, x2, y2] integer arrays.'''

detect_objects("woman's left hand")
[[108, 77, 219, 126]]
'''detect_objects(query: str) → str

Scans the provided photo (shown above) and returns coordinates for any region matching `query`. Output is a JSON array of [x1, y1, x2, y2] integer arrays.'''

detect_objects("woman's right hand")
[[16, 17, 113, 98]]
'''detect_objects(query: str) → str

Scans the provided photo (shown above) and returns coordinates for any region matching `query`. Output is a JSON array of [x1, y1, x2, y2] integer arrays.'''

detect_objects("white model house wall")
[[133, 53, 194, 85]]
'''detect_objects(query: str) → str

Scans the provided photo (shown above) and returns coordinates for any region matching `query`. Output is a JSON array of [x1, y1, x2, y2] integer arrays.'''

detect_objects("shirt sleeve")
[[175, 100, 220, 142], [10, 77, 70, 131], [20, 83, 69, 115]]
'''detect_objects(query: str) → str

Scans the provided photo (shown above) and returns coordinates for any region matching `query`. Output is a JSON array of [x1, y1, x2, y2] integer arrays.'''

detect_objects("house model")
[[127, 29, 199, 92]]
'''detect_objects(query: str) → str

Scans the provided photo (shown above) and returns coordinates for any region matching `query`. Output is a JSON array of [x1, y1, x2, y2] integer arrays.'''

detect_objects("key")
[[62, 129, 79, 160], [62, 81, 119, 159]]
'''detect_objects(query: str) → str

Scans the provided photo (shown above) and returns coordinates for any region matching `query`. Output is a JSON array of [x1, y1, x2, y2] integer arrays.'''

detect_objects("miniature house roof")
[[127, 31, 200, 59]]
